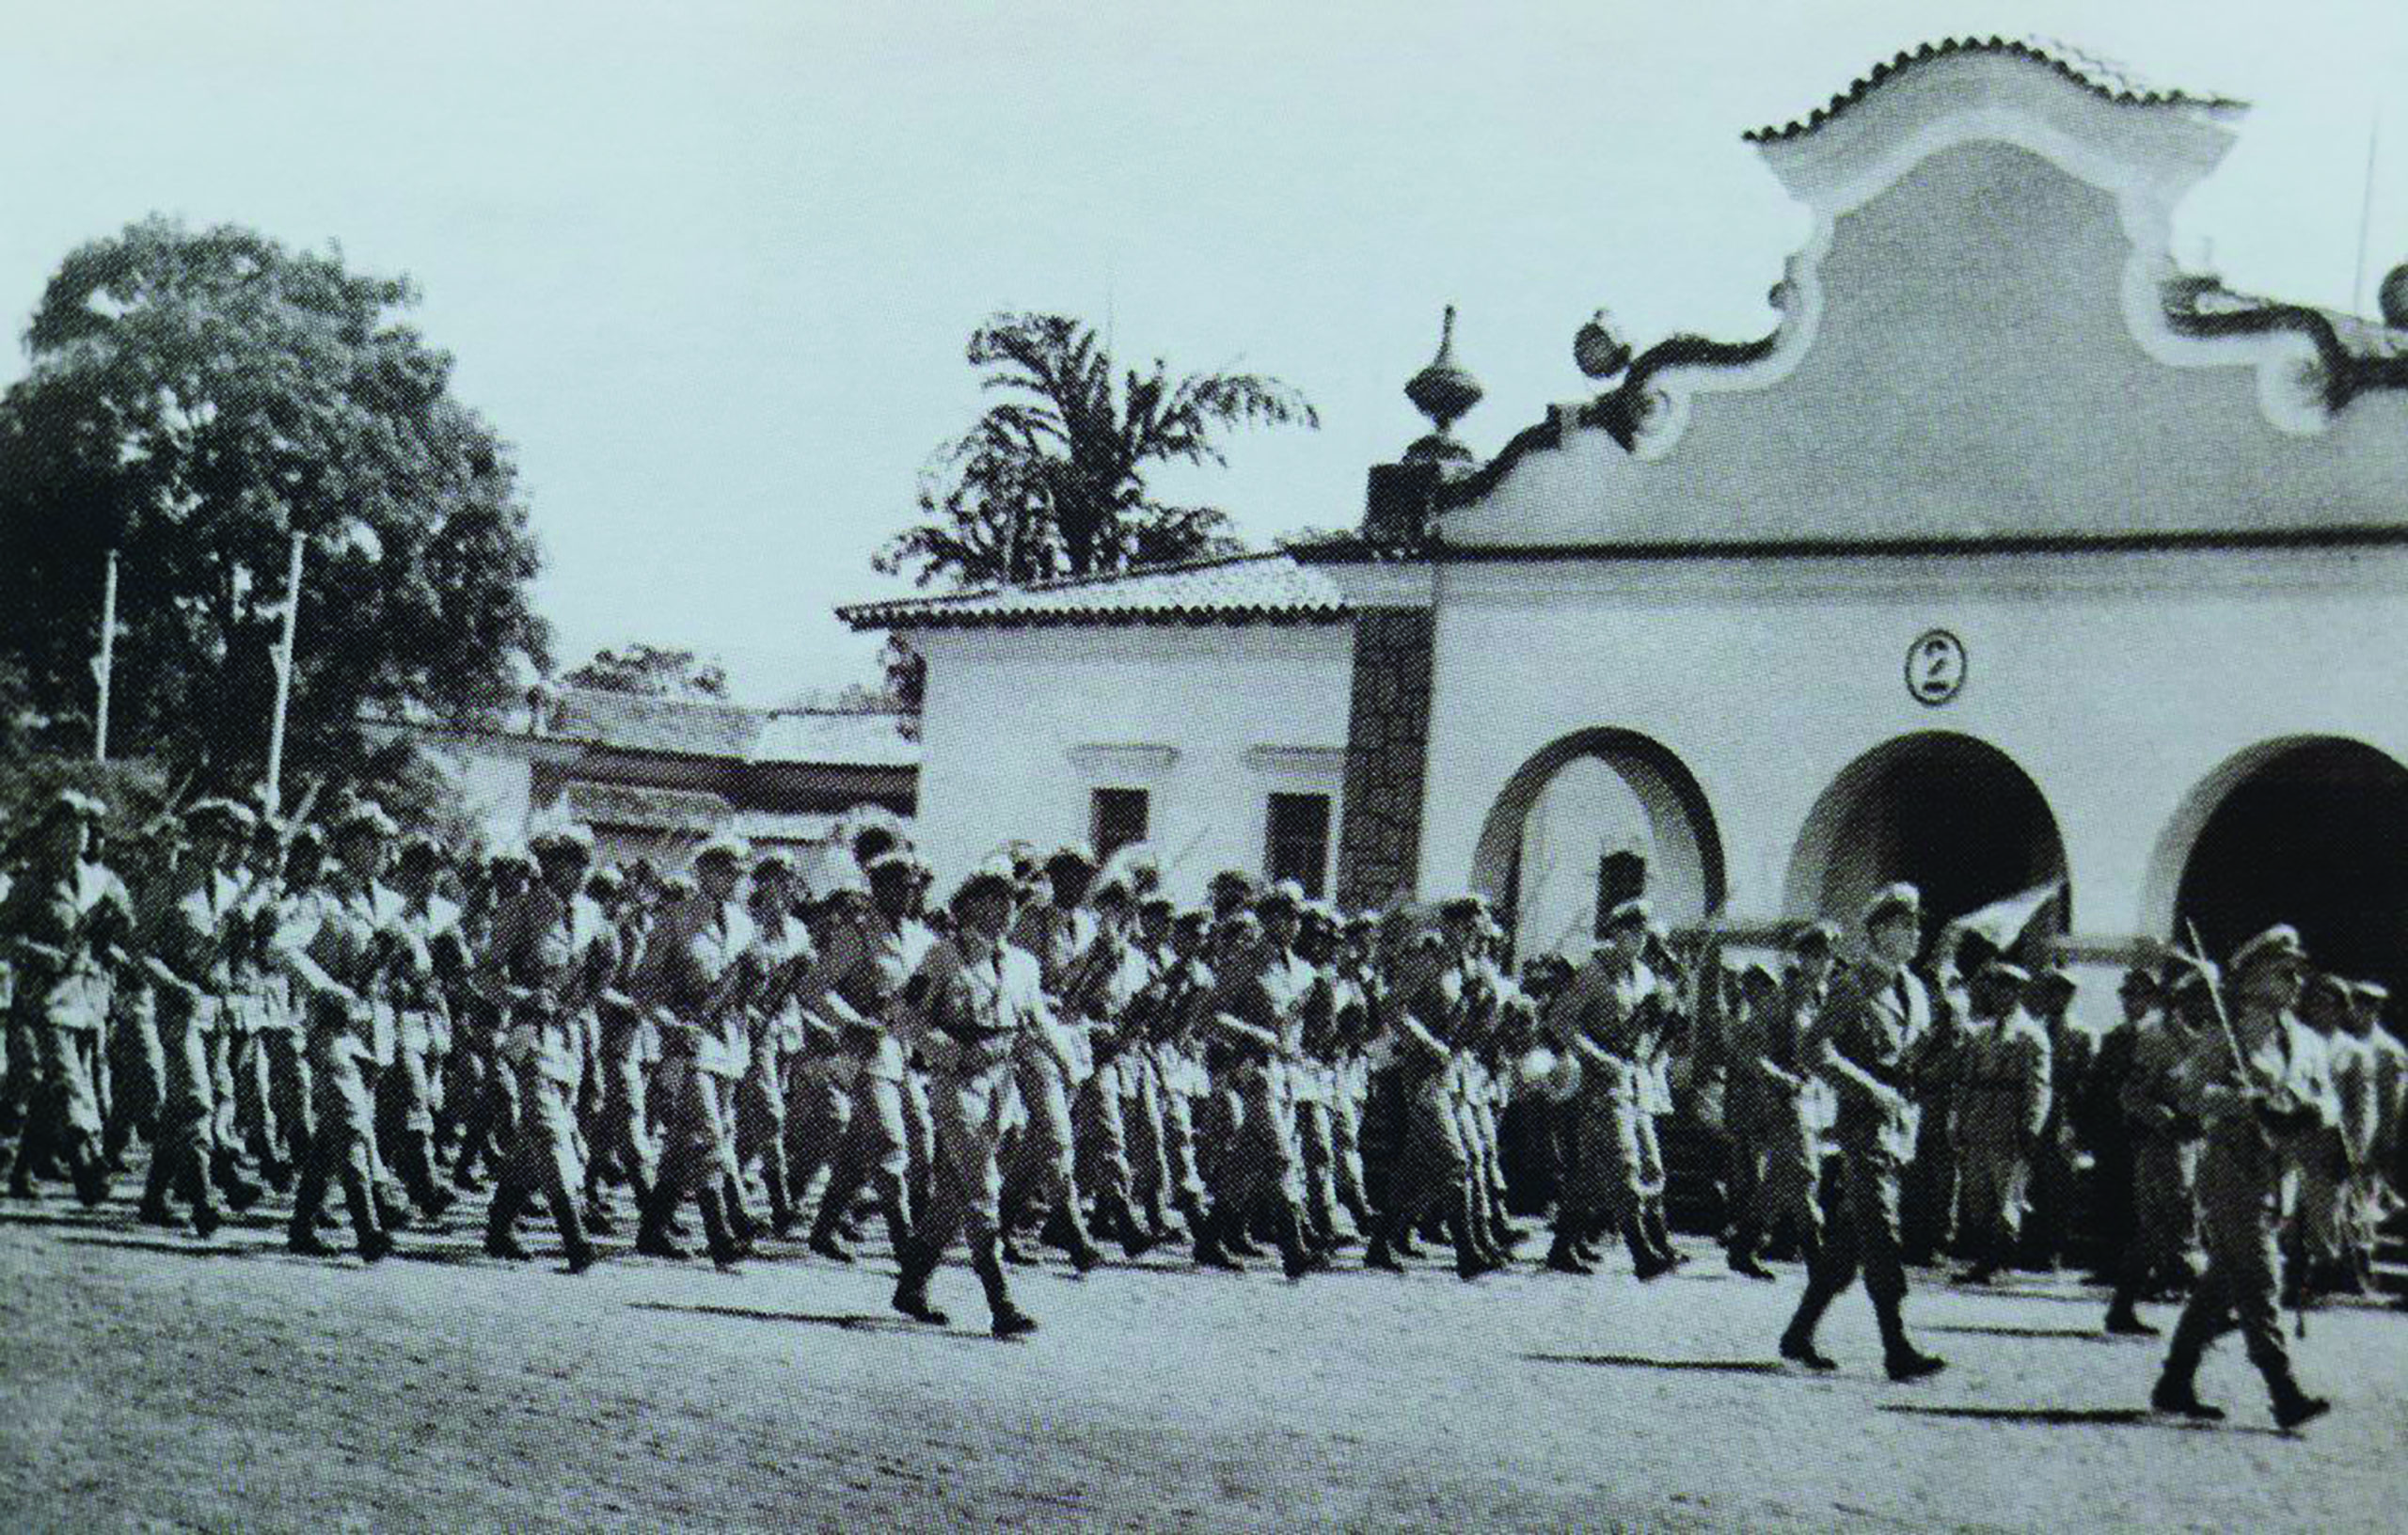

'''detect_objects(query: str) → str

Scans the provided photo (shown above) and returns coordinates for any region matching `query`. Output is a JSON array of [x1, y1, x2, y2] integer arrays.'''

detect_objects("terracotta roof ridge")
[[836, 549, 1301, 621], [1742, 36, 2244, 146]]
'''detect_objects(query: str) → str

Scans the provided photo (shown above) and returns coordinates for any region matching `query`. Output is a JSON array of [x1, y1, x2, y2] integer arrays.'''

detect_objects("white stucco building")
[[842, 39, 2408, 1000]]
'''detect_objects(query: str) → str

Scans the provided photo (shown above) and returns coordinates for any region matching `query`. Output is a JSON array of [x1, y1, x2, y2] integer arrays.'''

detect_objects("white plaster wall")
[[905, 623, 1353, 901], [1417, 546, 2408, 948]]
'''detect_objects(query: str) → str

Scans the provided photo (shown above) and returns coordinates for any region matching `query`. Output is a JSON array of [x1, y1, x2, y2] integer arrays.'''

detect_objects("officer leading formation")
[[7, 785, 2401, 1431]]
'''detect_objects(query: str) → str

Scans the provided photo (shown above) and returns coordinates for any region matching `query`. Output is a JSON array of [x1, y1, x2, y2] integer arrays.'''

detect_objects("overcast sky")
[[6, 0, 2403, 704]]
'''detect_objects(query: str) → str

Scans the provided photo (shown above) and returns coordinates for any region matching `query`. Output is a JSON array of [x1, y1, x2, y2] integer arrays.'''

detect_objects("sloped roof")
[[837, 551, 1350, 631], [1743, 36, 2243, 144], [546, 688, 918, 766]]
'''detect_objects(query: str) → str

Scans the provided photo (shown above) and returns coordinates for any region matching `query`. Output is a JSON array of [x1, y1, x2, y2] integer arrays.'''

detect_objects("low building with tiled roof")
[[368, 688, 916, 884], [844, 39, 2408, 1005]]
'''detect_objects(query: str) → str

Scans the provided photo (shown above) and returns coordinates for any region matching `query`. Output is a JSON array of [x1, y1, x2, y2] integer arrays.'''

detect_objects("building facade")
[[843, 40, 2408, 1000]]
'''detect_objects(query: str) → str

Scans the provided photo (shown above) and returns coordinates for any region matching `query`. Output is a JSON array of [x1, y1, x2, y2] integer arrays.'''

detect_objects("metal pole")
[[93, 549, 119, 763], [263, 529, 305, 816]]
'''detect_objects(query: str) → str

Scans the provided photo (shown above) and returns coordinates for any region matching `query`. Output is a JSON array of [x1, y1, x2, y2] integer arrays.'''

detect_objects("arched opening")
[[1785, 732, 2069, 942], [2161, 736, 2408, 996], [1467, 729, 1724, 957]]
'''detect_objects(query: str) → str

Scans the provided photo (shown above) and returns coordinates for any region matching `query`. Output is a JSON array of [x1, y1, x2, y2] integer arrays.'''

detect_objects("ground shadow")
[[626, 1299, 1008, 1342], [1523, 1352, 1791, 1376], [1879, 1403, 2290, 1437], [1925, 1322, 2143, 1342]]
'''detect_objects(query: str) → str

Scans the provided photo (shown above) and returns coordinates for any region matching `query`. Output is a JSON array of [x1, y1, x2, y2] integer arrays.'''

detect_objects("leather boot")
[[890, 1238, 948, 1326], [1276, 1202, 1326, 1281], [975, 1239, 1038, 1337], [720, 1176, 759, 1255], [763, 1162, 796, 1238], [547, 1188, 597, 1273], [1101, 1192, 1155, 1259], [1877, 1297, 1944, 1382], [402, 1133, 453, 1220], [1780, 1277, 1839, 1370], [485, 1183, 533, 1260], [1545, 1227, 1595, 1275], [696, 1181, 743, 1271], [2269, 1377, 2332, 1431], [287, 1160, 337, 1255], [211, 1147, 262, 1212], [1194, 1202, 1245, 1272], [138, 1151, 176, 1226], [1641, 1203, 1684, 1267], [1623, 1214, 1672, 1280], [342, 1169, 394, 1263], [176, 1155, 221, 1239], [1449, 1190, 1496, 1281], [635, 1179, 691, 1260]]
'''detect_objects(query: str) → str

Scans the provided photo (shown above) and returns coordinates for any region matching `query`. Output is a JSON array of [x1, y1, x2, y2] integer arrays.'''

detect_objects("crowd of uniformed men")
[[5, 783, 2401, 1429]]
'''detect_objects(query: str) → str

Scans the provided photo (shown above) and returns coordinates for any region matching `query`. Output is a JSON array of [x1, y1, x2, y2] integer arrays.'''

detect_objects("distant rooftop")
[[1742, 36, 2244, 145], [543, 688, 917, 766], [838, 550, 1350, 631]]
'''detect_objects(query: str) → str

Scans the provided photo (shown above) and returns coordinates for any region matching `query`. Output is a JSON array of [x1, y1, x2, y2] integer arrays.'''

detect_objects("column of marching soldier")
[[4, 786, 2402, 1428]]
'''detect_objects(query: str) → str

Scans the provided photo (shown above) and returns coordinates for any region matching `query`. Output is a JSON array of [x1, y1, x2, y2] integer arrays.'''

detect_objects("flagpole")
[[93, 549, 119, 763], [263, 529, 305, 816]]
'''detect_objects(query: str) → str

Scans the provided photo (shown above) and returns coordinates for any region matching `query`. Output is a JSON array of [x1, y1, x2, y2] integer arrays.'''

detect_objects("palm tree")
[[877, 313, 1317, 589]]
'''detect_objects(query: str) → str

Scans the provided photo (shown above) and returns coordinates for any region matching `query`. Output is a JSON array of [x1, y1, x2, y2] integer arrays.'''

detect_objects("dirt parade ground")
[[0, 1197, 2400, 1534]]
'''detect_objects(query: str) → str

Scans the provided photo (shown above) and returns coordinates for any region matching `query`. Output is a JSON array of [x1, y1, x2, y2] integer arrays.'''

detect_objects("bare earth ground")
[[2, 1192, 2402, 1534]]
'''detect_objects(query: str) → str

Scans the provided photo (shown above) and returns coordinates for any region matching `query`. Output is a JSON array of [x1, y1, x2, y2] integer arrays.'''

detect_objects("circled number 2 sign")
[[1907, 629, 1965, 706]]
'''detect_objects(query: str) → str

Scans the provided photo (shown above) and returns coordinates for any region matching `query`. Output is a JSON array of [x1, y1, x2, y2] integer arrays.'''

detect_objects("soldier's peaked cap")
[[1045, 842, 1097, 872], [1791, 919, 1842, 953], [182, 797, 256, 833], [2229, 925, 2308, 977], [1862, 881, 1921, 928], [1437, 894, 1488, 921], [44, 787, 108, 821], [752, 849, 797, 881], [1256, 878, 1307, 912], [863, 847, 918, 879], [396, 831, 447, 866], [332, 800, 398, 839], [1172, 906, 1212, 929], [1603, 895, 1652, 932], [949, 861, 1018, 911], [2354, 979, 2390, 1004], [692, 831, 750, 865], [531, 824, 595, 862]]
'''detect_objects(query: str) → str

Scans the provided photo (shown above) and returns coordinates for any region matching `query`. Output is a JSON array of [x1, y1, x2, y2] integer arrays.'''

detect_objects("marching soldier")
[[477, 826, 609, 1272], [2105, 962, 2202, 1335], [4, 789, 130, 1207], [1061, 877, 1160, 1257], [2150, 930, 2332, 1430], [1003, 844, 1102, 1269], [2019, 967, 2089, 1272], [135, 799, 254, 1233], [1542, 898, 1676, 1280], [733, 851, 814, 1238], [799, 847, 938, 1262], [636, 832, 756, 1269], [1950, 961, 2052, 1286], [1196, 883, 1324, 1279], [1723, 922, 1836, 1276], [1142, 906, 1217, 1248], [1367, 897, 1497, 1280], [890, 864, 1042, 1337], [1778, 882, 1948, 1382], [277, 802, 407, 1261], [382, 833, 464, 1222]]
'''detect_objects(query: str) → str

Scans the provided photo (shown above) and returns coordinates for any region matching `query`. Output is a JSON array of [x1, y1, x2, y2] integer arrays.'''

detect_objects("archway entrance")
[[1468, 729, 1724, 957], [2165, 736, 2408, 997], [1785, 732, 2068, 943]]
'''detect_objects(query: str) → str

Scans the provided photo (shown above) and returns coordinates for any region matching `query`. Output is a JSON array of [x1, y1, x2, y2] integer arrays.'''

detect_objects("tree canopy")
[[0, 216, 548, 796], [560, 643, 729, 699], [876, 312, 1317, 590]]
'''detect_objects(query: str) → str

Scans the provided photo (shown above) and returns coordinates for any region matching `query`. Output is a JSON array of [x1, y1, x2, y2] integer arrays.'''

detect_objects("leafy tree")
[[876, 312, 1317, 589], [0, 217, 548, 798], [560, 643, 728, 698]]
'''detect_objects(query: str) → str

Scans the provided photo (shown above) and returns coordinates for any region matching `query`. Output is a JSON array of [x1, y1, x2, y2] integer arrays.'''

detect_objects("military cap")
[[752, 849, 797, 883], [332, 800, 399, 840], [1976, 959, 2032, 990], [182, 797, 257, 834], [2025, 965, 2078, 998], [692, 831, 750, 866], [1137, 892, 1175, 916], [1090, 876, 1136, 907], [43, 787, 109, 822], [1739, 959, 1782, 992], [1301, 899, 1340, 927], [1791, 919, 1842, 954], [1256, 878, 1307, 913], [2354, 979, 2391, 1005], [949, 861, 1018, 912], [1862, 881, 1921, 929], [1172, 906, 1213, 930], [531, 824, 596, 863], [396, 831, 447, 867], [1207, 870, 1257, 897], [1045, 842, 1097, 873], [1602, 895, 1653, 934], [487, 846, 537, 877], [1218, 908, 1263, 939], [2160, 951, 2220, 998], [586, 865, 626, 899], [1437, 893, 1489, 922], [862, 846, 917, 880], [849, 824, 901, 866], [2228, 925, 2308, 978], [660, 872, 698, 902]]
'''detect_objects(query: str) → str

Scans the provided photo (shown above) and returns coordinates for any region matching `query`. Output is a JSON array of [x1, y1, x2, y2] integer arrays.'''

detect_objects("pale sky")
[[6, 0, 2404, 704]]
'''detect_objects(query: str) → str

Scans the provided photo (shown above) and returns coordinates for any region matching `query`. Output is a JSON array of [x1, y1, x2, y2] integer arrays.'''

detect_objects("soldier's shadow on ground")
[[1925, 1322, 2147, 1342], [626, 1299, 1011, 1342], [1879, 1403, 2292, 1437], [1522, 1352, 1792, 1376]]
